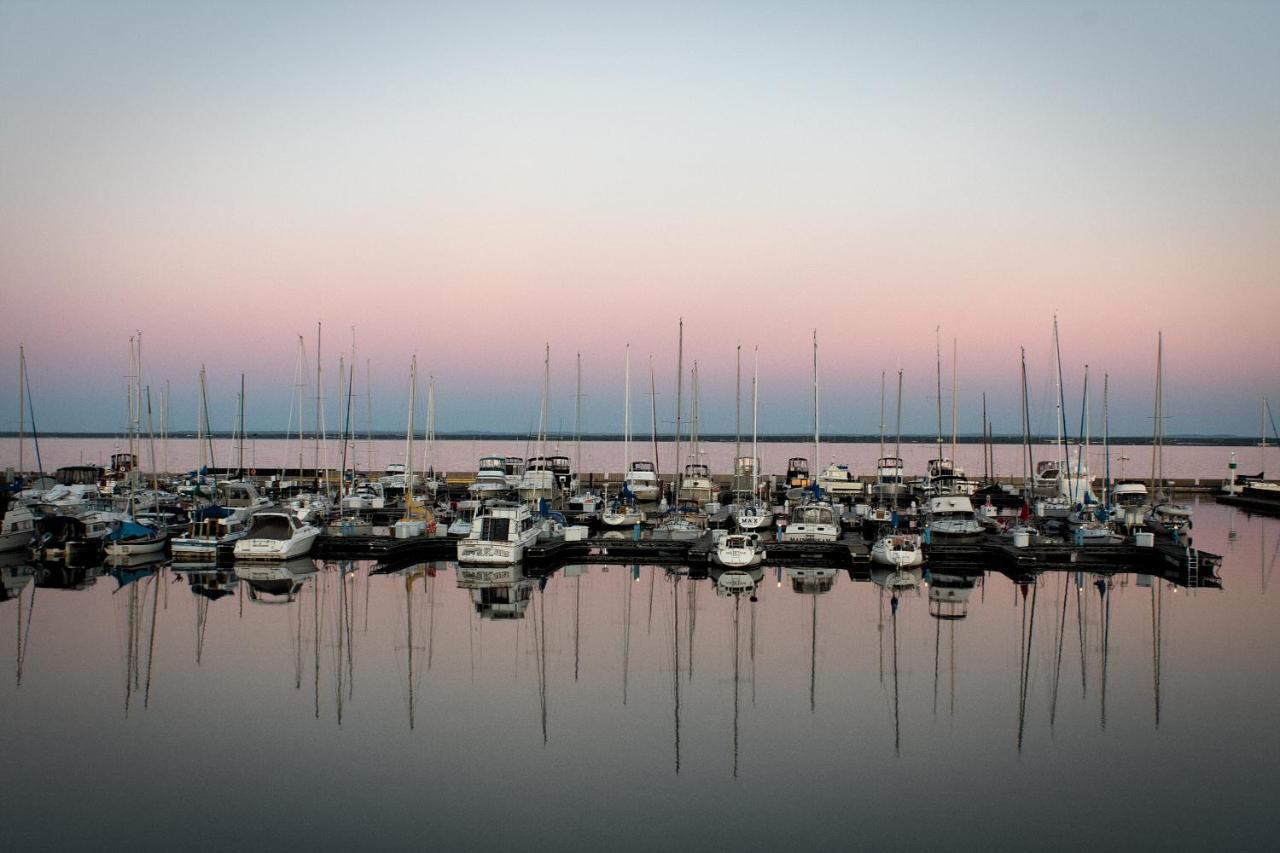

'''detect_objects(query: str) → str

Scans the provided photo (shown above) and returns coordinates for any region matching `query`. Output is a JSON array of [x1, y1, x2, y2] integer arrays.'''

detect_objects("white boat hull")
[[233, 528, 319, 560]]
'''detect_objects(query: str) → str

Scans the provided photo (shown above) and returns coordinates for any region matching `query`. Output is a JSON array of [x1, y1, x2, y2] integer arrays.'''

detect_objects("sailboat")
[[623, 353, 661, 502], [731, 348, 772, 532], [1145, 333, 1193, 537], [566, 352, 605, 521], [712, 530, 766, 569], [105, 334, 169, 558], [599, 345, 645, 525], [784, 333, 839, 543], [676, 362, 715, 507], [518, 345, 560, 503], [870, 532, 924, 568]]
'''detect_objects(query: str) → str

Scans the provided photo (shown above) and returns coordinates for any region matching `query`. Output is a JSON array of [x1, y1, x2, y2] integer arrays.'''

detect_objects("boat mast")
[[1104, 373, 1112, 510], [735, 343, 742, 464], [950, 337, 958, 464], [624, 344, 632, 473], [1021, 347, 1034, 499], [878, 370, 885, 460], [424, 374, 436, 478], [1149, 332, 1162, 496], [17, 345, 25, 475], [404, 355, 417, 507], [935, 327, 943, 461], [365, 358, 374, 476], [982, 392, 989, 483], [752, 347, 759, 499], [673, 318, 684, 499], [237, 373, 246, 474], [162, 378, 170, 477], [314, 321, 324, 489], [1054, 317, 1068, 472], [895, 369, 903, 463], [539, 344, 550, 462], [574, 352, 582, 478], [21, 349, 44, 479], [649, 356, 660, 479], [812, 330, 820, 473]]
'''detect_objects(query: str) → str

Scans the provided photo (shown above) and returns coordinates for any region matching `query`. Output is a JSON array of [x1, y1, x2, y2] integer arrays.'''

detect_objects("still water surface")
[[2, 501, 1277, 850]]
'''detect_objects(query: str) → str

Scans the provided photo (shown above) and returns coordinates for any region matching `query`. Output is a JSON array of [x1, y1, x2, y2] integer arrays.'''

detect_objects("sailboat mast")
[[404, 355, 417, 480], [950, 338, 958, 463], [812, 330, 820, 472], [649, 357, 660, 480], [982, 392, 989, 483], [1021, 347, 1033, 497], [1150, 332, 1162, 494], [539, 344, 550, 461], [574, 352, 582, 477], [673, 319, 684, 499], [1054, 317, 1068, 469], [752, 347, 759, 498], [895, 369, 903, 462], [878, 370, 885, 460], [237, 373, 246, 473], [735, 344, 742, 464], [314, 321, 324, 485], [935, 327, 943, 459], [17, 345, 25, 474], [624, 344, 632, 472], [1104, 373, 1112, 505]]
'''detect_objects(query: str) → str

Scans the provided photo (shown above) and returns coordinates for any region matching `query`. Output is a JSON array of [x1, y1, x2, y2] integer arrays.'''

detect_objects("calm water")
[[1, 500, 1277, 850], [2, 437, 1258, 482]]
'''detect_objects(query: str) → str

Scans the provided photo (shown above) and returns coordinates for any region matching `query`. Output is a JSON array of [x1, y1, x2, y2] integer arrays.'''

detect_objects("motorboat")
[[783, 500, 839, 542], [448, 499, 481, 537], [676, 463, 716, 507], [785, 457, 811, 490], [0, 499, 36, 552], [457, 501, 543, 566], [653, 512, 705, 541], [624, 461, 661, 502], [469, 455, 511, 499], [712, 531, 765, 569], [31, 512, 114, 563], [1147, 501, 1193, 538], [565, 490, 604, 522], [925, 495, 984, 545], [518, 456, 570, 502], [871, 457, 906, 502], [232, 512, 321, 561], [870, 532, 923, 567], [816, 462, 864, 498]]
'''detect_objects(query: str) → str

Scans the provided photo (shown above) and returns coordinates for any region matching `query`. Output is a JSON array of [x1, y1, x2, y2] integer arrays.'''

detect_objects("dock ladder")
[[1186, 546, 1200, 588]]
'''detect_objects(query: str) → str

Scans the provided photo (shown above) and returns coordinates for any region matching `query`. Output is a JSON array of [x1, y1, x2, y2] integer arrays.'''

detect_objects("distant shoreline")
[[0, 431, 1266, 446]]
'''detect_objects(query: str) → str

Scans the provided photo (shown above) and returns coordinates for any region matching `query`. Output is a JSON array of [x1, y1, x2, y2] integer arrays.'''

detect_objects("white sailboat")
[[518, 345, 559, 503], [712, 531, 766, 569], [870, 532, 924, 568], [731, 347, 771, 532]]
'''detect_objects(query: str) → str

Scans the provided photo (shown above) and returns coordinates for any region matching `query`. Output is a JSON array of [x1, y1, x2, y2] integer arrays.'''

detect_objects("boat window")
[[480, 517, 511, 540]]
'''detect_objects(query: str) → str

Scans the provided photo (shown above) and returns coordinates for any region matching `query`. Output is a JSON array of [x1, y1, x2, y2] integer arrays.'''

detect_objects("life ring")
[[249, 468, 256, 476]]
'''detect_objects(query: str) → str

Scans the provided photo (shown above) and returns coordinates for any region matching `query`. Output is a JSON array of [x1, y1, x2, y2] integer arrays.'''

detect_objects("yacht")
[[447, 499, 482, 537], [870, 532, 924, 567], [340, 480, 386, 511], [925, 495, 984, 544], [730, 494, 773, 532], [871, 457, 907, 502], [233, 512, 321, 560], [783, 500, 839, 542], [469, 455, 512, 499], [518, 456, 571, 502], [712, 531, 765, 569], [0, 500, 35, 552], [816, 462, 864, 498], [457, 502, 543, 566], [624, 461, 661, 502], [676, 463, 716, 507], [785, 458, 811, 491]]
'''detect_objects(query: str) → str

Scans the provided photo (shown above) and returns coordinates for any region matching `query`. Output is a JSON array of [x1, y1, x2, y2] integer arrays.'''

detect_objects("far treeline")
[[0, 431, 1267, 446]]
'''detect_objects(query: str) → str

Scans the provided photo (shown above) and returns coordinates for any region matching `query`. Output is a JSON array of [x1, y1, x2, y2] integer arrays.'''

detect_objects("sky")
[[2, 0, 1277, 437]]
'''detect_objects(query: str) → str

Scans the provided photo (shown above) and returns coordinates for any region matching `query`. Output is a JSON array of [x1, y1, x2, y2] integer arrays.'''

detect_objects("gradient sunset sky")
[[2, 1, 1277, 437]]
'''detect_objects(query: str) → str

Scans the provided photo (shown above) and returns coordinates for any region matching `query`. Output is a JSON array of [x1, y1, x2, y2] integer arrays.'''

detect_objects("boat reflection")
[[234, 557, 318, 604], [455, 563, 535, 620]]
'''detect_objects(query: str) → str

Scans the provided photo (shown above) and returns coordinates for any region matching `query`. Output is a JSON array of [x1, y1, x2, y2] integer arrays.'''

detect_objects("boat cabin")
[[56, 465, 104, 486]]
